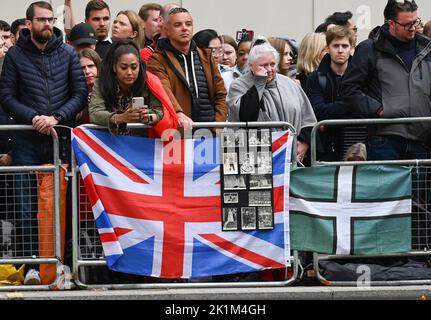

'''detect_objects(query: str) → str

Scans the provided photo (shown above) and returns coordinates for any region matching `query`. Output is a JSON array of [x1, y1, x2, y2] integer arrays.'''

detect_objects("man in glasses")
[[324, 11, 358, 48], [0, 1, 87, 285], [341, 0, 431, 161]]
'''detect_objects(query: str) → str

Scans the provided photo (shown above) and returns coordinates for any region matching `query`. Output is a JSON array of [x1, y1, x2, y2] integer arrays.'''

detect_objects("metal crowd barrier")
[[310, 117, 431, 286], [0, 125, 64, 291], [71, 122, 300, 290]]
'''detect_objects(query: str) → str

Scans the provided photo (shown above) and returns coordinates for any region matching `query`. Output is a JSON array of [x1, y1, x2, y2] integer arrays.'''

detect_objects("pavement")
[[1, 285, 430, 300]]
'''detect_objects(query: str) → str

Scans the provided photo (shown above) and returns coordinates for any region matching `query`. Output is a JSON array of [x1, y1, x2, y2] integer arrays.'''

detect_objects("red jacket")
[[146, 71, 179, 138], [140, 46, 154, 64]]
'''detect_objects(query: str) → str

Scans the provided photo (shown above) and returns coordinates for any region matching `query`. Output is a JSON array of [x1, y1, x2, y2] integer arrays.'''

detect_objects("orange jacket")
[[146, 71, 179, 138]]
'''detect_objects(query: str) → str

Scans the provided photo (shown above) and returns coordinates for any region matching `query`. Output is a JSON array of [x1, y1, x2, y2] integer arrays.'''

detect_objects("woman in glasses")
[[227, 42, 316, 163]]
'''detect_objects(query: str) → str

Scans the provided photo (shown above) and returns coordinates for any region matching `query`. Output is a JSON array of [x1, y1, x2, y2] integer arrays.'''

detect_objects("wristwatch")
[[52, 113, 63, 123]]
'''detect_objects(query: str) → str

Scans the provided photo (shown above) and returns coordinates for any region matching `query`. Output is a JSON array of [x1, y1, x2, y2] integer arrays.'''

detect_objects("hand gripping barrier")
[[0, 125, 65, 291], [71, 121, 300, 290], [310, 117, 431, 286]]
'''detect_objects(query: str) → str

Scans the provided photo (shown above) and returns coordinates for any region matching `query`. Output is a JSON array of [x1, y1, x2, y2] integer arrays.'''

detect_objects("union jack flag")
[[72, 127, 292, 279]]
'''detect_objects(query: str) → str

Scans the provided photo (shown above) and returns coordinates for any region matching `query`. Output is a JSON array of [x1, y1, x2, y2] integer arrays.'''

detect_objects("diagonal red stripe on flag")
[[99, 232, 118, 243], [199, 234, 285, 269], [74, 127, 149, 184], [272, 132, 289, 154], [114, 227, 134, 237]]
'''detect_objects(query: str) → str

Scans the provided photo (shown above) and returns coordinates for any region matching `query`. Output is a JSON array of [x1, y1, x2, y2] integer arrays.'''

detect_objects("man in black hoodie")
[[0, 1, 87, 285], [147, 7, 228, 129], [306, 26, 354, 161]]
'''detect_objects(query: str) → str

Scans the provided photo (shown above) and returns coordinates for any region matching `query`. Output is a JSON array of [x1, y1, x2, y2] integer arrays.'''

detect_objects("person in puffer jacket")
[[148, 7, 227, 129], [0, 1, 87, 285]]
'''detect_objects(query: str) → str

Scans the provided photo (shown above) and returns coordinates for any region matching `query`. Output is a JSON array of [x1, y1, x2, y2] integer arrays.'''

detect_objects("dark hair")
[[315, 22, 331, 33], [11, 18, 26, 36], [0, 20, 11, 32], [138, 3, 162, 22], [85, 0, 110, 20], [78, 48, 102, 73], [325, 11, 353, 26], [168, 7, 189, 16], [384, 0, 418, 21], [26, 1, 53, 21], [193, 29, 218, 48], [99, 40, 146, 110], [238, 38, 252, 46]]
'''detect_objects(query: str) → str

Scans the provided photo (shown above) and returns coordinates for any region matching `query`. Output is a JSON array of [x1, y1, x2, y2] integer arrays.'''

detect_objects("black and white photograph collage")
[[220, 129, 274, 232]]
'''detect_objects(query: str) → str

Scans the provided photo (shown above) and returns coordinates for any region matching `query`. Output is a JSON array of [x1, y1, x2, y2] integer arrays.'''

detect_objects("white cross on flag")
[[289, 165, 412, 255]]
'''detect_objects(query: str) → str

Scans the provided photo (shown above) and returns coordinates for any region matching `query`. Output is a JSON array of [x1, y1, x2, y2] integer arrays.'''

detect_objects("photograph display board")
[[220, 129, 274, 231]]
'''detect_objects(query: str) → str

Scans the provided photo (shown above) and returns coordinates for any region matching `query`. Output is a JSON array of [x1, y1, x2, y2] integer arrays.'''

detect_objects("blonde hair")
[[344, 143, 367, 161], [116, 10, 144, 49], [297, 32, 327, 76]]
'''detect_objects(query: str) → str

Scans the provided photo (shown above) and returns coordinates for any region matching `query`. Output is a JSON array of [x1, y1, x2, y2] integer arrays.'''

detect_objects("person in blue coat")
[[0, 1, 87, 285]]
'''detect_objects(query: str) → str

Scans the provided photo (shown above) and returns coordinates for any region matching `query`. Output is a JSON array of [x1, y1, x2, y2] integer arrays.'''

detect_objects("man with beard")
[[148, 7, 227, 129], [0, 1, 87, 285], [85, 0, 111, 60], [342, 0, 431, 161]]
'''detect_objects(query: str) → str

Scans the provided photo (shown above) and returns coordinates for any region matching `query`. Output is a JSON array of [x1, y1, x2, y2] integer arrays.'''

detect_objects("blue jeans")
[[367, 135, 429, 161], [13, 132, 69, 267]]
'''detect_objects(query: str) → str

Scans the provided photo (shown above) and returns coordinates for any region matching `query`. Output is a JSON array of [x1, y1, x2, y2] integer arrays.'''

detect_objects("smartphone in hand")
[[132, 97, 144, 109]]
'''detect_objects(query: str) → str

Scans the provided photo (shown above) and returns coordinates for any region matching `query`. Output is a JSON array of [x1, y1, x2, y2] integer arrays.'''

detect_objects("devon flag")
[[289, 165, 412, 255]]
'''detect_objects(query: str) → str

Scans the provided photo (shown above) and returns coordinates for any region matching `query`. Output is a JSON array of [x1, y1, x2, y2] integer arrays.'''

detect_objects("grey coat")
[[227, 71, 317, 135]]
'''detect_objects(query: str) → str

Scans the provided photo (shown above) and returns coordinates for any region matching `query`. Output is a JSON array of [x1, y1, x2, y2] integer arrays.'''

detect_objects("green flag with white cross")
[[289, 165, 412, 255]]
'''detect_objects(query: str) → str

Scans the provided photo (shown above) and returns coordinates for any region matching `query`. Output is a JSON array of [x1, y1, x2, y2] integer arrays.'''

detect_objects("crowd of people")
[[0, 0, 431, 285]]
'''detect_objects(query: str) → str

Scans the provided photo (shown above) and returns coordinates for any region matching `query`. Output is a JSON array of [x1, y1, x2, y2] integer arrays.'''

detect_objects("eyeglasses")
[[33, 17, 57, 24], [391, 18, 421, 30], [211, 48, 225, 57]]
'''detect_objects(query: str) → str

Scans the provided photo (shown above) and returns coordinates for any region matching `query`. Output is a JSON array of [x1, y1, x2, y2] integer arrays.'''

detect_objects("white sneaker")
[[24, 269, 41, 285]]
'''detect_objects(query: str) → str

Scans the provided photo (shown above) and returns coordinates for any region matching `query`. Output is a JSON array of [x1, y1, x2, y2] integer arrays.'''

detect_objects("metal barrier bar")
[[307, 117, 431, 285], [72, 122, 299, 290], [310, 117, 431, 166], [0, 125, 64, 291], [312, 161, 431, 286]]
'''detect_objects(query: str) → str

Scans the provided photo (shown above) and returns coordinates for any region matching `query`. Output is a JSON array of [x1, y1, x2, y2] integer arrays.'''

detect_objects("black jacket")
[[305, 54, 352, 160], [0, 27, 87, 125], [0, 105, 14, 154], [341, 24, 431, 143], [306, 54, 351, 121]]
